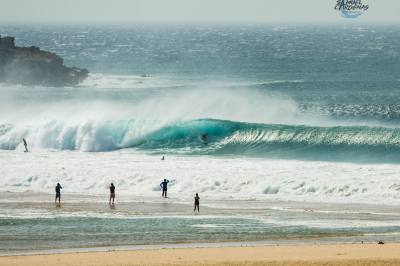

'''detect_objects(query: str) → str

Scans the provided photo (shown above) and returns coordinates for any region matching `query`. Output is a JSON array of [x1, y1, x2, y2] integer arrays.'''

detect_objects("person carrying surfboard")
[[160, 179, 170, 198]]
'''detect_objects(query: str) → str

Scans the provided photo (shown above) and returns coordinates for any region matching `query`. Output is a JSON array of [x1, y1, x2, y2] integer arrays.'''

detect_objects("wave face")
[[1, 25, 400, 165], [138, 119, 400, 163], [2, 25, 400, 206], [3, 118, 400, 163]]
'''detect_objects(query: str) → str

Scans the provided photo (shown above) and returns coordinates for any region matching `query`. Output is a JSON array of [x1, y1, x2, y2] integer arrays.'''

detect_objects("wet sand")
[[1, 243, 400, 266], [1, 192, 400, 253]]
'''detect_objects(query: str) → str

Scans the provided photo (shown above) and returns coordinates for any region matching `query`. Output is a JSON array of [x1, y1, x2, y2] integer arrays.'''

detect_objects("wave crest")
[[2, 119, 400, 162]]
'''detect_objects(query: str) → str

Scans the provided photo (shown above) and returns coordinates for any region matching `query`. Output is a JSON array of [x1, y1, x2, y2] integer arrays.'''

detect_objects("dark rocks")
[[0, 35, 88, 86]]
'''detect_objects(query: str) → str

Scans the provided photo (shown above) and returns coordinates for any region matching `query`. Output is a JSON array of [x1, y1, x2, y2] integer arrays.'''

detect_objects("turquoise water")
[[0, 216, 339, 251], [1, 24, 400, 252], [1, 24, 400, 163], [1, 201, 400, 253]]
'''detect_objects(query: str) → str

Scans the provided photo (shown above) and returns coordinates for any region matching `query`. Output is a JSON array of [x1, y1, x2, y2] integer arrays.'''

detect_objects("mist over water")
[[1, 25, 400, 162], [2, 24, 400, 251]]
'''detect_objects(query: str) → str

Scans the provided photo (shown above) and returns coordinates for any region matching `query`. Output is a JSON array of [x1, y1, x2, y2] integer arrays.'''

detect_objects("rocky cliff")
[[0, 36, 88, 86]]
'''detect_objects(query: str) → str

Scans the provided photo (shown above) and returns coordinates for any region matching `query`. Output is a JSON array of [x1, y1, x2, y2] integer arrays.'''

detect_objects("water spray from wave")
[[2, 118, 400, 163], [2, 74, 400, 162]]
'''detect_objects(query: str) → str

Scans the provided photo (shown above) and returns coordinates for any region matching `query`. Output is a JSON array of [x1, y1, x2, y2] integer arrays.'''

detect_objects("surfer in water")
[[201, 132, 208, 143], [109, 183, 115, 205], [22, 138, 28, 152], [55, 183, 62, 206], [160, 179, 170, 198], [194, 193, 200, 213]]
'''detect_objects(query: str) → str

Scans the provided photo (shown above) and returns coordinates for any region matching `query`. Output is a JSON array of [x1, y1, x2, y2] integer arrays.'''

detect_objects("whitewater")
[[1, 23, 400, 252], [1, 73, 400, 205]]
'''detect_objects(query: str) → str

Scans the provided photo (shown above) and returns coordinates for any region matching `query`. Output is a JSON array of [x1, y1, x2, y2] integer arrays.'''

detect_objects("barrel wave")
[[1, 25, 400, 208], [2, 119, 400, 163]]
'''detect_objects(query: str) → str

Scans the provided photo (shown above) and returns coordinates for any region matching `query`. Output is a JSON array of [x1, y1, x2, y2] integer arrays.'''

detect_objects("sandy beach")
[[1, 243, 400, 266], [2, 15, 400, 266]]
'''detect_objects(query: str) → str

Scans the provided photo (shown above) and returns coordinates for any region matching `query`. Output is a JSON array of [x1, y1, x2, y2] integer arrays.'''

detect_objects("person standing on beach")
[[22, 138, 28, 152], [55, 183, 62, 205], [109, 183, 115, 205], [160, 179, 169, 198], [194, 193, 200, 212]]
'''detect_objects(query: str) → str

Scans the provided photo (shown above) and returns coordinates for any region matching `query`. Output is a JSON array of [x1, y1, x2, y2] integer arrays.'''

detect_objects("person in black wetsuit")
[[160, 179, 170, 198], [22, 138, 28, 152], [55, 183, 62, 205], [201, 133, 208, 143], [109, 183, 115, 205], [194, 193, 200, 212]]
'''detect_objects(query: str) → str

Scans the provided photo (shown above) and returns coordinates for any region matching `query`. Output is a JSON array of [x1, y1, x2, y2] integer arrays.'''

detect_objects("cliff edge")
[[0, 36, 88, 86]]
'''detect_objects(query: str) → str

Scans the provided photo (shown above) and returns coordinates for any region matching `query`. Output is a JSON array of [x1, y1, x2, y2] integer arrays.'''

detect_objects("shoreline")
[[0, 239, 389, 257], [1, 243, 400, 266], [1, 193, 400, 254]]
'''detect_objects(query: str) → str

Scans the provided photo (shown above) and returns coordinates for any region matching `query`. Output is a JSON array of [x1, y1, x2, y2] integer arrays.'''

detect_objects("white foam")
[[80, 73, 182, 89], [0, 81, 313, 151], [1, 150, 400, 205]]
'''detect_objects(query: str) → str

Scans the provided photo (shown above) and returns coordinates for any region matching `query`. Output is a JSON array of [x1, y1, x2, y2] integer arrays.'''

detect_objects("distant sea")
[[1, 24, 400, 253]]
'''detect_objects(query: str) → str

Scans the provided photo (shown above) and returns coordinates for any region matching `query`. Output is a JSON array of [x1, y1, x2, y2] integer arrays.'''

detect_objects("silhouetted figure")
[[201, 133, 208, 143], [22, 138, 28, 152], [160, 179, 170, 198], [109, 183, 115, 205], [161, 156, 165, 161], [55, 183, 62, 205], [194, 193, 200, 212]]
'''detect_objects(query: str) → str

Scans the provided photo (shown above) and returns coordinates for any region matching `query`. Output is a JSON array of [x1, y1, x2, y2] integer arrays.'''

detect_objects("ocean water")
[[1, 24, 400, 252]]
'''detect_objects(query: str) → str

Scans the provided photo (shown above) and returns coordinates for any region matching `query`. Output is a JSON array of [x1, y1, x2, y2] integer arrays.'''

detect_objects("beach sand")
[[1, 243, 400, 266]]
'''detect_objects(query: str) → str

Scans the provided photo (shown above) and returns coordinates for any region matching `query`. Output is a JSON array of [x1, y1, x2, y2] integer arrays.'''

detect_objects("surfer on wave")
[[22, 138, 28, 152], [201, 132, 208, 143]]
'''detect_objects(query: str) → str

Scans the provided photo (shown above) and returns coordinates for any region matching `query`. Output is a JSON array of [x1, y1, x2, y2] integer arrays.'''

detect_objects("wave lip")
[[2, 118, 400, 163], [139, 119, 400, 163]]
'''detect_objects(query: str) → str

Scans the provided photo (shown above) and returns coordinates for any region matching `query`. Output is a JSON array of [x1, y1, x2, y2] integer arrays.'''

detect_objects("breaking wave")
[[2, 118, 400, 163]]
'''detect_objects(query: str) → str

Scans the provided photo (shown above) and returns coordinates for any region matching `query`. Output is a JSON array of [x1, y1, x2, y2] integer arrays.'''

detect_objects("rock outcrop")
[[0, 35, 88, 86]]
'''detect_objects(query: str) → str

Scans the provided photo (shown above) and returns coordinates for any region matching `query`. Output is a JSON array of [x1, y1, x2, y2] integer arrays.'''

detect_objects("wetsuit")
[[194, 195, 200, 212], [160, 180, 169, 198], [55, 184, 62, 200], [109, 184, 116, 204], [23, 138, 28, 152], [110, 184, 115, 198]]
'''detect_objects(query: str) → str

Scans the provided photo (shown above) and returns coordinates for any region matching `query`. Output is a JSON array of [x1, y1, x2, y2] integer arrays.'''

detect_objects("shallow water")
[[1, 193, 400, 253], [1, 24, 400, 252]]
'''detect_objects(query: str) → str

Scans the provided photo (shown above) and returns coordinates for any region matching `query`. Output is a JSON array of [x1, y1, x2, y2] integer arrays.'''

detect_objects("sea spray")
[[1, 150, 400, 205], [2, 118, 400, 162]]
